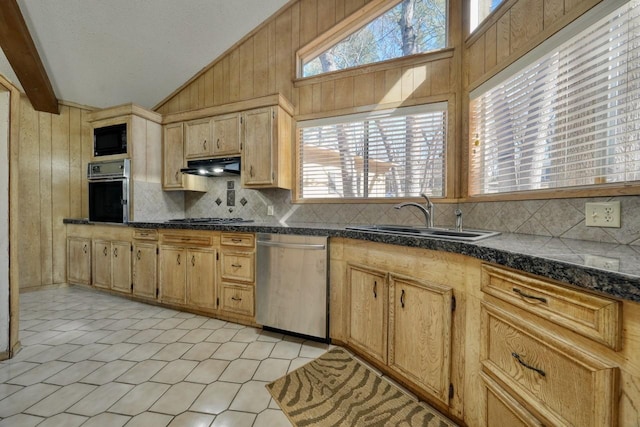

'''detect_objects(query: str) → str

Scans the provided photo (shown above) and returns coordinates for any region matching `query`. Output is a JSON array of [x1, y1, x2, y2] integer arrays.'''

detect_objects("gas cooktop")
[[166, 217, 254, 224]]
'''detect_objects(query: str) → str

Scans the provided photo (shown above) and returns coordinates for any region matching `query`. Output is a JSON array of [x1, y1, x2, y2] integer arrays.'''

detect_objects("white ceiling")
[[0, 0, 289, 110]]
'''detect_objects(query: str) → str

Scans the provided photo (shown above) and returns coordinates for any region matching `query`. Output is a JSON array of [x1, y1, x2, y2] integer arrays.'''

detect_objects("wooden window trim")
[[460, 184, 640, 203]]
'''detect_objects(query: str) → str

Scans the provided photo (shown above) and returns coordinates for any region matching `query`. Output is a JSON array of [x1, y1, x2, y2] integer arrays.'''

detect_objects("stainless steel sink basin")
[[345, 225, 500, 241]]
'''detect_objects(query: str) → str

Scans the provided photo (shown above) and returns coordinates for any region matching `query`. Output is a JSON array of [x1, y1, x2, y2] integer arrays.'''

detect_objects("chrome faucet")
[[394, 193, 434, 228], [455, 208, 463, 232]]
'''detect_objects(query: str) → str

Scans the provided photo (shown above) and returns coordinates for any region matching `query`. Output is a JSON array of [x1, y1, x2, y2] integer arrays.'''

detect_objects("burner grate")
[[166, 217, 253, 224]]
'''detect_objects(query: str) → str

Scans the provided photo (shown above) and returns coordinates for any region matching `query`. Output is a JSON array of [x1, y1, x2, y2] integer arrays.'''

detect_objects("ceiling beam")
[[0, 0, 58, 114]]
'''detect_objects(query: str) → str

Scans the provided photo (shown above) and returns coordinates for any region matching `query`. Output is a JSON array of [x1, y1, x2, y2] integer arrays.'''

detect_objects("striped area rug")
[[266, 347, 457, 427]]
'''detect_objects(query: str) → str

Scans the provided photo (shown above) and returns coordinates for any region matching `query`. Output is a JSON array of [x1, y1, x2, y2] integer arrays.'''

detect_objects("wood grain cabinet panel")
[[186, 248, 217, 310], [481, 373, 543, 427], [212, 113, 241, 156], [346, 263, 388, 365], [132, 242, 157, 300], [67, 237, 91, 286], [220, 251, 254, 283], [159, 246, 187, 305], [219, 282, 254, 316], [388, 273, 453, 406], [92, 240, 112, 290], [217, 232, 255, 321], [185, 118, 213, 159], [481, 264, 622, 350], [480, 302, 618, 427], [92, 239, 131, 293], [163, 123, 186, 189]]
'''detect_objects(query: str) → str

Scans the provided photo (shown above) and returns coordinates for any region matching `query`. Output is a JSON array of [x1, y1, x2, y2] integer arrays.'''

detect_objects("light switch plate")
[[585, 201, 621, 228]]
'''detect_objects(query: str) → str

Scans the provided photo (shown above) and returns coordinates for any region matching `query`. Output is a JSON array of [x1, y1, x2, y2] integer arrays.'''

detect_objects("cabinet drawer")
[[220, 283, 254, 316], [221, 232, 254, 248], [160, 231, 215, 247], [481, 373, 543, 427], [481, 302, 617, 427], [481, 264, 621, 350], [133, 229, 158, 241], [220, 251, 255, 283]]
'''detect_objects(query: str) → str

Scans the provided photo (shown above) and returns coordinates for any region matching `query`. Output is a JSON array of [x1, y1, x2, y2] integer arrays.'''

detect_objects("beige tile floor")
[[0, 286, 336, 427]]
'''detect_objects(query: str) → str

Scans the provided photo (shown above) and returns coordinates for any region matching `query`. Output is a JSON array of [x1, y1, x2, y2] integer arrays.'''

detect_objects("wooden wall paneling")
[[468, 36, 486, 84], [335, 0, 346, 22], [300, 0, 318, 46], [178, 90, 190, 114], [229, 50, 241, 102], [268, 21, 277, 96], [51, 105, 70, 285], [510, 0, 543, 54], [353, 72, 374, 106], [239, 38, 255, 101], [383, 68, 402, 104], [68, 107, 82, 218], [204, 67, 214, 107], [213, 60, 225, 105], [484, 24, 498, 71], [431, 60, 450, 96], [253, 25, 270, 98], [334, 77, 354, 110], [298, 85, 313, 115], [318, 0, 337, 34], [412, 63, 430, 99], [147, 121, 162, 183], [401, 66, 414, 101], [275, 8, 294, 101], [291, 1, 301, 109], [18, 97, 40, 288], [321, 80, 335, 112], [131, 115, 147, 182], [222, 55, 231, 104], [312, 83, 323, 113], [345, 0, 366, 17], [80, 109, 91, 217], [38, 111, 52, 286], [188, 80, 199, 111], [496, 11, 511, 65], [8, 84, 20, 351], [544, 0, 565, 28], [373, 70, 386, 105]]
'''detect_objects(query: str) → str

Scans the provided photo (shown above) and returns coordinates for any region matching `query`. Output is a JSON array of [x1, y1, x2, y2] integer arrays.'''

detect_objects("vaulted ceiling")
[[0, 0, 289, 112]]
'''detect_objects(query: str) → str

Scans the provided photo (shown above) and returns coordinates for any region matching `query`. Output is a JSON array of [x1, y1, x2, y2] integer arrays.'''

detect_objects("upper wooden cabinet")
[[185, 113, 241, 160], [213, 113, 241, 156], [162, 122, 207, 192], [241, 106, 292, 189], [185, 118, 212, 159]]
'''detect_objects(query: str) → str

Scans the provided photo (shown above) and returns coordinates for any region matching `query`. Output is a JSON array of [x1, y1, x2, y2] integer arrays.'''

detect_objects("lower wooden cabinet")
[[346, 262, 455, 407], [217, 232, 255, 321], [92, 239, 131, 293], [67, 237, 91, 286], [132, 242, 157, 300], [219, 282, 254, 316], [186, 248, 217, 310], [158, 246, 187, 305], [481, 373, 543, 427]]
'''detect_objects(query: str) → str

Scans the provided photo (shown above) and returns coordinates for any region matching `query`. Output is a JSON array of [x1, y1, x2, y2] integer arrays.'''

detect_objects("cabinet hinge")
[[272, 171, 275, 181], [272, 110, 275, 119], [216, 297, 220, 307], [130, 283, 133, 291], [130, 245, 133, 252], [451, 295, 456, 312], [156, 247, 159, 255], [216, 252, 219, 260], [156, 288, 159, 298], [449, 383, 454, 399]]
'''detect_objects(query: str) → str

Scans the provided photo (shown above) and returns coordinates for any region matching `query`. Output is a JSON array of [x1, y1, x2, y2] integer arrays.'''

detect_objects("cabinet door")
[[220, 250, 254, 283], [67, 237, 91, 285], [219, 282, 254, 316], [185, 118, 212, 159], [212, 113, 240, 155], [347, 264, 388, 364], [242, 107, 274, 186], [111, 241, 132, 293], [388, 274, 453, 406], [92, 240, 111, 289], [186, 248, 217, 310], [159, 246, 186, 304], [133, 242, 158, 299], [163, 123, 185, 189]]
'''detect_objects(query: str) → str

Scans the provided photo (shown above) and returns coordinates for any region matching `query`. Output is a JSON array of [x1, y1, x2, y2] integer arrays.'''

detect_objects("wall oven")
[[87, 159, 130, 223]]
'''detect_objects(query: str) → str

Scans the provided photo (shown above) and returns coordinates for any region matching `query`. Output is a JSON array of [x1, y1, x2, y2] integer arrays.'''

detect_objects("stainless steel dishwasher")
[[256, 233, 328, 340]]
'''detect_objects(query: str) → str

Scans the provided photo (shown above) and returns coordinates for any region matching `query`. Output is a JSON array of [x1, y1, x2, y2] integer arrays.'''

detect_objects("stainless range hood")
[[181, 157, 241, 177]]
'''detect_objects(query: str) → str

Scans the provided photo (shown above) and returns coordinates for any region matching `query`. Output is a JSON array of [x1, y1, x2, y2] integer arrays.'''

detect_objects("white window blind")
[[469, 0, 640, 195], [298, 104, 447, 200]]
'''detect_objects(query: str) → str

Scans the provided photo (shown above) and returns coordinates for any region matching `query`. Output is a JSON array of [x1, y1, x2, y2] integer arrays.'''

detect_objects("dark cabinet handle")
[[83, 244, 87, 253], [373, 280, 377, 298], [231, 263, 242, 268], [512, 288, 547, 304], [177, 254, 181, 265], [231, 238, 242, 243], [175, 171, 179, 181], [136, 250, 141, 260], [203, 139, 207, 150], [103, 247, 108, 256], [512, 352, 546, 377], [401, 289, 405, 308], [113, 248, 118, 258], [249, 165, 254, 177], [191, 255, 196, 266], [231, 296, 242, 301], [217, 138, 220, 149]]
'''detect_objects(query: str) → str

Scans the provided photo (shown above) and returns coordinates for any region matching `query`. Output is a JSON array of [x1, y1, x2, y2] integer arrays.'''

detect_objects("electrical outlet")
[[585, 201, 621, 228], [584, 255, 620, 271], [267, 205, 274, 216]]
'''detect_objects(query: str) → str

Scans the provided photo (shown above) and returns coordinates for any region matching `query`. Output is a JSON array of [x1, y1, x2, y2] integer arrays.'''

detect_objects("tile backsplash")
[[179, 177, 640, 245]]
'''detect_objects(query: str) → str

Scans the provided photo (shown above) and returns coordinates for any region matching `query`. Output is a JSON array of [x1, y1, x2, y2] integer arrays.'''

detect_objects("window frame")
[[464, 0, 640, 202], [293, 103, 451, 203], [296, 0, 449, 80]]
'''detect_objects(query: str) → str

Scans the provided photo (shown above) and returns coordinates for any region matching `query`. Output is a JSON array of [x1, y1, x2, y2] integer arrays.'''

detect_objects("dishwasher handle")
[[257, 240, 326, 250]]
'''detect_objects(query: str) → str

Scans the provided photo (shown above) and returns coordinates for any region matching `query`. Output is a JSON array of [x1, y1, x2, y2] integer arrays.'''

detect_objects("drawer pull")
[[83, 244, 87, 253], [191, 256, 196, 266], [231, 263, 242, 268], [136, 250, 141, 260], [512, 288, 547, 304], [217, 138, 220, 149], [231, 296, 242, 301], [177, 254, 181, 265], [373, 280, 377, 298], [203, 139, 207, 150], [103, 247, 108, 256], [231, 238, 242, 243], [400, 289, 406, 308], [512, 352, 546, 377], [113, 248, 118, 257]]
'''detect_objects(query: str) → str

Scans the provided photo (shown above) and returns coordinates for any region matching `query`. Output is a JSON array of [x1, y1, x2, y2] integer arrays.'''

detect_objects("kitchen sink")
[[345, 225, 500, 241]]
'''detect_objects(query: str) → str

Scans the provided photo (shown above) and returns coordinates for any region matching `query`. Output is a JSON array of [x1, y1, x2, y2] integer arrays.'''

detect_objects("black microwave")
[[94, 123, 127, 157]]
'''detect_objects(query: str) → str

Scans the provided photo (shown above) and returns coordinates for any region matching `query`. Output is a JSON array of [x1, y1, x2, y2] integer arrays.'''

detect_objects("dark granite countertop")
[[64, 218, 640, 303]]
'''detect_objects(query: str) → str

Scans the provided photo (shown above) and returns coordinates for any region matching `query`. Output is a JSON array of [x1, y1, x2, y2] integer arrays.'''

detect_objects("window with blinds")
[[297, 104, 447, 200], [469, 0, 640, 196]]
